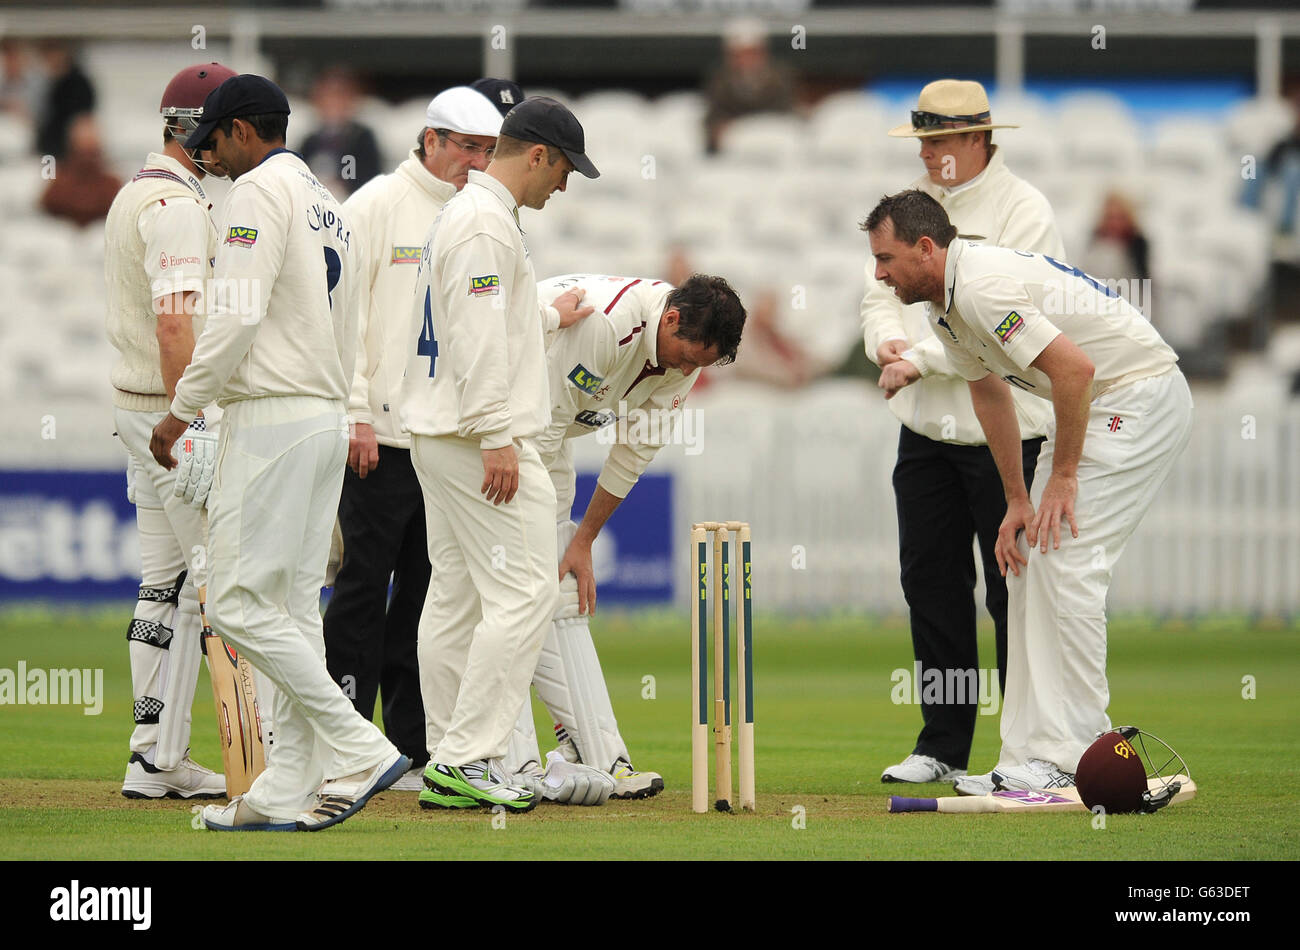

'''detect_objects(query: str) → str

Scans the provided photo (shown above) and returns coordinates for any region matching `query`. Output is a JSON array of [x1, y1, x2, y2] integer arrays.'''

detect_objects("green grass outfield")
[[0, 606, 1296, 860]]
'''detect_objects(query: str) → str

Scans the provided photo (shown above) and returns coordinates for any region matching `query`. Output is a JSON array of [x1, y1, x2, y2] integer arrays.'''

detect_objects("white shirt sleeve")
[[598, 370, 699, 499], [344, 193, 379, 425], [438, 232, 518, 447], [142, 200, 209, 305], [171, 180, 288, 421]]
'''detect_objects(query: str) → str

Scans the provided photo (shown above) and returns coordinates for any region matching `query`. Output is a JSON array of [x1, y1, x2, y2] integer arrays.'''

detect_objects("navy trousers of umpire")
[[322, 445, 430, 769], [893, 425, 1044, 770]]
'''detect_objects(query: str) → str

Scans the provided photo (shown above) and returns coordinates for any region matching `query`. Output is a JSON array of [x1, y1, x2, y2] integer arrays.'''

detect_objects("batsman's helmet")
[[160, 63, 237, 175], [1075, 725, 1190, 814]]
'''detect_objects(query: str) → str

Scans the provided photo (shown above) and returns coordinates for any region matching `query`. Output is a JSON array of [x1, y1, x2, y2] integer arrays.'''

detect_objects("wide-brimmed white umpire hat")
[[888, 79, 1019, 138], [424, 86, 506, 137]]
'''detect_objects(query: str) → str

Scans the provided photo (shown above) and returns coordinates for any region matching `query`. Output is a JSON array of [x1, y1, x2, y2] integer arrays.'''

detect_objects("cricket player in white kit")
[[868, 190, 1193, 791], [105, 63, 237, 800], [151, 75, 408, 831], [400, 97, 602, 812], [324, 82, 521, 791], [502, 273, 747, 799]]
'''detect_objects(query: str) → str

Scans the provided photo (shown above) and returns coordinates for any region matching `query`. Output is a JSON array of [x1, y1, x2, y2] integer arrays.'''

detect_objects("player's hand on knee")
[[553, 287, 594, 328], [1030, 472, 1079, 554], [174, 420, 218, 508], [480, 444, 519, 505], [559, 539, 597, 615], [349, 422, 380, 478], [997, 497, 1034, 577]]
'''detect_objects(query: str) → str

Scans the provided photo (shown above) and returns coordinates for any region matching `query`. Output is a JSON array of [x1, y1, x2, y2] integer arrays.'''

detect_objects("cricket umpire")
[[105, 63, 235, 800], [861, 81, 1063, 791], [151, 74, 407, 830], [322, 80, 522, 789]]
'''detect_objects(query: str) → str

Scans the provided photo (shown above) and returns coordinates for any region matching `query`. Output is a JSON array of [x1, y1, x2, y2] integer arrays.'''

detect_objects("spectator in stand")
[[299, 68, 382, 198], [1242, 89, 1300, 240], [1, 39, 45, 121], [703, 18, 798, 155], [1079, 191, 1150, 307], [34, 39, 95, 159], [40, 113, 120, 227]]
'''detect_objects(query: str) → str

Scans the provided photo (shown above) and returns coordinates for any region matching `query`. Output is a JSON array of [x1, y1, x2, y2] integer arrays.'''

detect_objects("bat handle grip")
[[888, 796, 938, 813]]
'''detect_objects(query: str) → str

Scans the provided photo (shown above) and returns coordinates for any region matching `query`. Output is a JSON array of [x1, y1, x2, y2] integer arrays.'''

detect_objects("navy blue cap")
[[500, 96, 598, 179], [470, 78, 524, 117], [184, 74, 291, 149]]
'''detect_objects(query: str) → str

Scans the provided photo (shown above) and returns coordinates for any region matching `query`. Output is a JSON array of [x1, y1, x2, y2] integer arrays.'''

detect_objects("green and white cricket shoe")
[[417, 787, 477, 810], [424, 760, 537, 813]]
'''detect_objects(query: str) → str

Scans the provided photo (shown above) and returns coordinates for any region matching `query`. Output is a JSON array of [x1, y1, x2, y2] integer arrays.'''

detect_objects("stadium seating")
[[0, 81, 1290, 474]]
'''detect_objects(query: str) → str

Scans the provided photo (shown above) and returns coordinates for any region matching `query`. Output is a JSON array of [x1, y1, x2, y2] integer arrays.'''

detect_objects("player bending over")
[[504, 273, 747, 798]]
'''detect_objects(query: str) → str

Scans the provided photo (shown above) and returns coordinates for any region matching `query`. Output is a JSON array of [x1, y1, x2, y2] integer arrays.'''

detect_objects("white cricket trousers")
[[411, 434, 559, 767], [207, 396, 395, 819], [997, 368, 1194, 774]]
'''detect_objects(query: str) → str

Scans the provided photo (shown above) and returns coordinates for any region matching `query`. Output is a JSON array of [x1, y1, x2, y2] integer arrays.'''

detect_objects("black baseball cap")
[[500, 96, 599, 179], [184, 74, 291, 149], [471, 78, 525, 117]]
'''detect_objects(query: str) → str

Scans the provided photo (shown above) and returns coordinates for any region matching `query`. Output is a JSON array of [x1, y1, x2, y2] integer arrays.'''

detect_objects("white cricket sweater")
[[536, 274, 699, 499], [104, 153, 214, 411], [398, 170, 557, 449], [343, 150, 458, 448], [172, 149, 361, 421]]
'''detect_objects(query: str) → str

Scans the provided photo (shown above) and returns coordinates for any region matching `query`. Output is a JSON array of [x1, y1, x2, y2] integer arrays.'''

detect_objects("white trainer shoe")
[[880, 753, 967, 784], [993, 758, 1076, 792], [296, 749, 411, 831], [953, 772, 996, 796], [610, 757, 664, 800], [202, 795, 296, 831], [554, 732, 663, 800], [121, 752, 226, 800], [388, 765, 426, 792]]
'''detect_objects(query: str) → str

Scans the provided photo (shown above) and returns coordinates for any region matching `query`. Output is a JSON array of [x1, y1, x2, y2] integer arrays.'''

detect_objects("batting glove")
[[174, 418, 218, 509], [538, 748, 616, 806]]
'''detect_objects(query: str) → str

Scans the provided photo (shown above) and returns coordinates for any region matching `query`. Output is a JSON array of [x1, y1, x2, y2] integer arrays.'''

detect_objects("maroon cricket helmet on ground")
[[1076, 725, 1190, 814]]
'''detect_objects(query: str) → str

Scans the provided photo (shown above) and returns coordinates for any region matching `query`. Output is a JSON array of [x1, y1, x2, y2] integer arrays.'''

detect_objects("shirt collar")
[[468, 169, 520, 227], [643, 285, 673, 367], [942, 239, 967, 314], [255, 146, 301, 169], [939, 146, 1004, 197], [399, 149, 458, 203], [144, 152, 206, 200]]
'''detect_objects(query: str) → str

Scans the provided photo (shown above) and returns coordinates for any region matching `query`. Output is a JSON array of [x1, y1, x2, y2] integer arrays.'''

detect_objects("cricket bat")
[[197, 515, 265, 798], [888, 775, 1196, 814]]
